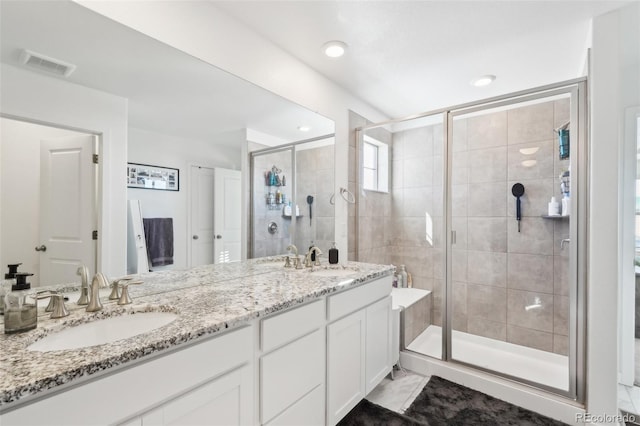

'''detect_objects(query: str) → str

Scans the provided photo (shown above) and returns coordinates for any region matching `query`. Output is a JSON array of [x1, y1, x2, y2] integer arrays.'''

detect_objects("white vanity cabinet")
[[326, 277, 393, 426], [259, 299, 326, 425], [1, 326, 254, 426]]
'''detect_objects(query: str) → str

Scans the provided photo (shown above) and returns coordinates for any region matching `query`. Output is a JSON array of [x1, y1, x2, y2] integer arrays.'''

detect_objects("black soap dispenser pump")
[[329, 242, 339, 264]]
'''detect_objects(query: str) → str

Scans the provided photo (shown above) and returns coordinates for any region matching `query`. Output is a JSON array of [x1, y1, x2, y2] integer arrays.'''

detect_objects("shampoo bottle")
[[562, 195, 570, 216], [4, 272, 37, 334], [396, 265, 408, 288], [328, 242, 339, 264], [548, 197, 560, 216]]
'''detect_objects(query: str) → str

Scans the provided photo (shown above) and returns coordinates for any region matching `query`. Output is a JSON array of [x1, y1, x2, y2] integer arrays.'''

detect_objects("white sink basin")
[[309, 268, 359, 277], [27, 312, 177, 352]]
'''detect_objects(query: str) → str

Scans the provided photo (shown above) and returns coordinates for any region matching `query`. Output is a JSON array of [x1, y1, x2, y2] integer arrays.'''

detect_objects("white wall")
[[127, 127, 241, 270], [0, 118, 88, 286], [74, 0, 389, 261], [0, 63, 128, 278], [590, 2, 640, 422]]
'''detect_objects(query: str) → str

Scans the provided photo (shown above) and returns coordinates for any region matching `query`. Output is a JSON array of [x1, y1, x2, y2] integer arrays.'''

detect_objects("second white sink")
[[27, 312, 177, 352]]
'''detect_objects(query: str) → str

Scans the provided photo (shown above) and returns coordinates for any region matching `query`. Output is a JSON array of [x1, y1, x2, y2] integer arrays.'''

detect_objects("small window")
[[362, 136, 389, 192]]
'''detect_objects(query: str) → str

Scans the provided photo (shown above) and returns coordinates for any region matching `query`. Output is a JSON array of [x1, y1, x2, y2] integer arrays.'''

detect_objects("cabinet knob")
[[192, 235, 199, 240], [216, 235, 222, 239], [35, 244, 47, 252]]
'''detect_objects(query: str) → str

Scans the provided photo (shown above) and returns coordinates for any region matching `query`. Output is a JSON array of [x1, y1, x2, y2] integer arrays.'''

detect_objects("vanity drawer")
[[260, 329, 324, 424], [327, 276, 392, 322], [261, 299, 324, 353]]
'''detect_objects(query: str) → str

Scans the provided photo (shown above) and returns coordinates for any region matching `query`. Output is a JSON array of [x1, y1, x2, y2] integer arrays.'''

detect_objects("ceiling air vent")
[[19, 49, 76, 78]]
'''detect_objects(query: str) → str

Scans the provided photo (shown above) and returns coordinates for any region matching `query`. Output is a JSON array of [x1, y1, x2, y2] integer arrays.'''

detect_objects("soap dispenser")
[[0, 263, 22, 315], [328, 242, 339, 264], [309, 241, 316, 262], [4, 272, 37, 334]]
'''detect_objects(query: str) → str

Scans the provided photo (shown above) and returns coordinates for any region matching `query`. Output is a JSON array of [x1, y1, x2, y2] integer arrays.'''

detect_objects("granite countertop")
[[0, 258, 394, 409]]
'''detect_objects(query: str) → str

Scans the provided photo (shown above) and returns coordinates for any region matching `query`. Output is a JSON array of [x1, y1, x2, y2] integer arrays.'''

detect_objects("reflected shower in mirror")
[[250, 136, 335, 259], [0, 0, 335, 288]]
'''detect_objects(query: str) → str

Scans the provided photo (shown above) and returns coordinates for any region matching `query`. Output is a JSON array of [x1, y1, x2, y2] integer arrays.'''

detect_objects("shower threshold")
[[407, 325, 569, 391]]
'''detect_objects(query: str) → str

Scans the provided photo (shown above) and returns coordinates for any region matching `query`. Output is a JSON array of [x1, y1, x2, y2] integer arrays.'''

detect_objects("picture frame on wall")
[[127, 163, 179, 191]]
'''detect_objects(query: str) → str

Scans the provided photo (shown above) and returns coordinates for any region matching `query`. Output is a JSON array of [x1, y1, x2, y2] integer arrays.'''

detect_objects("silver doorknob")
[[35, 245, 47, 252], [216, 235, 222, 239], [192, 235, 199, 240]]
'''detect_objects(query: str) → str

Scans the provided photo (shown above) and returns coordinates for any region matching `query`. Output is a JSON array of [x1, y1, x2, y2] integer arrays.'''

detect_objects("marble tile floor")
[[366, 368, 430, 414]]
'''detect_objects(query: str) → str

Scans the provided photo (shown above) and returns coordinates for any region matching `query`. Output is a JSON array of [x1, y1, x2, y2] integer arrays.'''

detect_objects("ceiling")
[[214, 0, 629, 118], [0, 1, 335, 146]]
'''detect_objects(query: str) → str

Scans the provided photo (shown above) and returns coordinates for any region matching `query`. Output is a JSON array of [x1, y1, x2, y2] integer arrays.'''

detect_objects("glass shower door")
[[447, 89, 582, 397], [250, 148, 293, 258]]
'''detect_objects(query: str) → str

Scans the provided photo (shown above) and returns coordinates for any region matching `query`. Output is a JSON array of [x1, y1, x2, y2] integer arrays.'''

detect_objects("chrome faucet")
[[305, 246, 323, 267], [76, 266, 90, 305], [86, 272, 109, 312]]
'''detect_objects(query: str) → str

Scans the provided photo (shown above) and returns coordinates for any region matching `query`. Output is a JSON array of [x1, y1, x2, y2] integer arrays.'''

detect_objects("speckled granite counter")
[[0, 258, 394, 409]]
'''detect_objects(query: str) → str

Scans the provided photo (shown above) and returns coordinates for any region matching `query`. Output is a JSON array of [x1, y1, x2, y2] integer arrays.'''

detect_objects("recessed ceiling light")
[[470, 75, 496, 87], [322, 41, 347, 58], [297, 126, 310, 132]]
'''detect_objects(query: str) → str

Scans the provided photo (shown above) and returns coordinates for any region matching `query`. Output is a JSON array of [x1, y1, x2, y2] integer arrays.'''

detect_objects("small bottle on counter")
[[328, 242, 339, 264], [4, 272, 37, 334], [398, 265, 408, 288]]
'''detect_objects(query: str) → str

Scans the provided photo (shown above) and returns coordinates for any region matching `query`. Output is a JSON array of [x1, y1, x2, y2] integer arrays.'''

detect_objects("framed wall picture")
[[127, 163, 179, 191]]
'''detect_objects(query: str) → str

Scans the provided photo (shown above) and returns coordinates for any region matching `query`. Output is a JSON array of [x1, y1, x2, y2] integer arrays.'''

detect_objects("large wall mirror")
[[0, 0, 335, 288]]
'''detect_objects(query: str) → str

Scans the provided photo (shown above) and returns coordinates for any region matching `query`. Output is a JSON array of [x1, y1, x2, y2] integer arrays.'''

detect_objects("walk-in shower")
[[355, 80, 587, 401]]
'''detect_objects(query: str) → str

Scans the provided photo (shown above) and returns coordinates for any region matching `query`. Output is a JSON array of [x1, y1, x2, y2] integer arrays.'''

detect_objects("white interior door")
[[214, 168, 241, 263], [190, 166, 215, 267], [39, 135, 96, 284]]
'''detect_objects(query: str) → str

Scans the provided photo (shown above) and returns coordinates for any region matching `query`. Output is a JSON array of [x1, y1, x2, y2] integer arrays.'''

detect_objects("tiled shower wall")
[[294, 144, 335, 253], [450, 98, 571, 355], [389, 123, 444, 344]]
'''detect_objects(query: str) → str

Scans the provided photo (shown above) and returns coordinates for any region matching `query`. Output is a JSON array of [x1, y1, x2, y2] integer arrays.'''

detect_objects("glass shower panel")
[[293, 139, 335, 254], [449, 93, 572, 392], [362, 115, 445, 359], [251, 148, 293, 258]]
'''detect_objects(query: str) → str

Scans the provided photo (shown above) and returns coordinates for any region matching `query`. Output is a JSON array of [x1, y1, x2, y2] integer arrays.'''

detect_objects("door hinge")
[[93, 154, 99, 164], [92, 230, 98, 240]]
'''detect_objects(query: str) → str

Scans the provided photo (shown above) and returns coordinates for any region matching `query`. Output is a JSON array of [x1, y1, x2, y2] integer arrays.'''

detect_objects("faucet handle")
[[50, 294, 70, 319], [294, 256, 303, 269], [36, 291, 69, 319], [284, 256, 292, 268], [117, 280, 143, 305], [109, 277, 134, 300]]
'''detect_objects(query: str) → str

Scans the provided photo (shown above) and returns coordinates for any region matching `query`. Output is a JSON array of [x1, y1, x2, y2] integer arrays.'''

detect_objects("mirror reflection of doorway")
[[0, 117, 97, 287]]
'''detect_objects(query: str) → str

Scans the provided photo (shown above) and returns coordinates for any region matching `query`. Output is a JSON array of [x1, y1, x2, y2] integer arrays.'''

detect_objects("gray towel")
[[143, 218, 174, 268]]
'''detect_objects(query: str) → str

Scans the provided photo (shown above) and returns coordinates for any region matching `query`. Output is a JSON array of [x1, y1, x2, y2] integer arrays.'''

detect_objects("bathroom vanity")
[[0, 259, 394, 425]]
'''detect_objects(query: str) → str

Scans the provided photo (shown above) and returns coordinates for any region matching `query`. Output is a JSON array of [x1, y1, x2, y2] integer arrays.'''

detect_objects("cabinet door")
[[327, 309, 366, 426], [142, 365, 252, 426], [365, 296, 392, 394]]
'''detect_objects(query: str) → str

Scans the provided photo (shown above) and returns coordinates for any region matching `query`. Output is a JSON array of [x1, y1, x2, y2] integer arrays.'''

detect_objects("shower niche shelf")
[[541, 215, 569, 220]]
